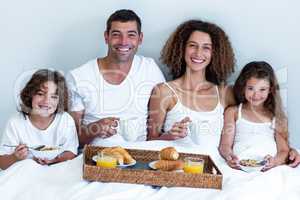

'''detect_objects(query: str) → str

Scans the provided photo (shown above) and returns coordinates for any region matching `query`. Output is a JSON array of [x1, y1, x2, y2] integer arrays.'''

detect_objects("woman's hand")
[[167, 117, 191, 139], [225, 153, 241, 170], [13, 144, 28, 161]]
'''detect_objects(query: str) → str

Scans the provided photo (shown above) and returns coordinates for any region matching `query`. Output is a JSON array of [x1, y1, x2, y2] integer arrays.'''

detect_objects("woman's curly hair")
[[160, 19, 235, 84], [20, 69, 68, 115]]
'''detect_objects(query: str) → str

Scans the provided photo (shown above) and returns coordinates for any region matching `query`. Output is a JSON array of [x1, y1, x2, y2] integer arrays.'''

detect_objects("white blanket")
[[1, 140, 300, 200]]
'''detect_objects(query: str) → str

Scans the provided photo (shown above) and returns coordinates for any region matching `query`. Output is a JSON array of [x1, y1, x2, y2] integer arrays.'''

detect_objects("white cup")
[[189, 120, 211, 145], [114, 117, 141, 141]]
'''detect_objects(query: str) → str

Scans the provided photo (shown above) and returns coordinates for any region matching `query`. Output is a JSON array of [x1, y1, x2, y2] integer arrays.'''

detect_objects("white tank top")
[[233, 103, 277, 158], [163, 82, 224, 148]]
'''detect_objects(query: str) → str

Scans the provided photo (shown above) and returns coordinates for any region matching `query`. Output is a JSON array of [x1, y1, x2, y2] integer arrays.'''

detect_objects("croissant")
[[154, 160, 184, 171], [102, 147, 135, 164], [113, 146, 135, 164], [110, 151, 124, 165], [159, 147, 179, 161]]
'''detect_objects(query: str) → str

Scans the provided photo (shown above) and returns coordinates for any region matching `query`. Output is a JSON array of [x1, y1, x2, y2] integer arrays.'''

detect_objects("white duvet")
[[0, 140, 299, 200]]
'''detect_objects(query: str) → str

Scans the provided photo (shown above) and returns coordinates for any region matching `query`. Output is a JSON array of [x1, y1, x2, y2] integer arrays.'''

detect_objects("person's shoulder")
[[135, 55, 165, 81], [69, 59, 97, 77], [6, 112, 27, 126], [224, 105, 238, 119], [218, 84, 235, 107], [152, 81, 175, 97], [135, 55, 156, 64], [55, 112, 74, 122], [135, 55, 160, 70]]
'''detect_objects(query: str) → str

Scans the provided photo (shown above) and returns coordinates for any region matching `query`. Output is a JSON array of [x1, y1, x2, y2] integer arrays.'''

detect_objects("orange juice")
[[96, 155, 117, 168], [183, 158, 204, 174]]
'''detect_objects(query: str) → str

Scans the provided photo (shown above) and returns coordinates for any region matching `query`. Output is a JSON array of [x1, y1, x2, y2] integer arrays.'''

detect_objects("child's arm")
[[52, 151, 76, 163], [218, 106, 240, 169], [34, 151, 76, 165], [0, 144, 28, 170], [263, 131, 289, 171]]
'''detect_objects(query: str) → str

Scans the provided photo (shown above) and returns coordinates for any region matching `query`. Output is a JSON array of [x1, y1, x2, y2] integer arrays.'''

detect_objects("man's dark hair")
[[106, 9, 142, 34]]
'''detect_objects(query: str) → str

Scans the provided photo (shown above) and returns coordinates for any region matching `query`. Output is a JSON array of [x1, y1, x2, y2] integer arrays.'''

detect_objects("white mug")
[[188, 120, 210, 145], [114, 117, 141, 141]]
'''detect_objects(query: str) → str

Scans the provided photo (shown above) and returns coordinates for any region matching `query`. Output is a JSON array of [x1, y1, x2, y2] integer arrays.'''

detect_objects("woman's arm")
[[218, 106, 240, 169], [147, 83, 189, 140]]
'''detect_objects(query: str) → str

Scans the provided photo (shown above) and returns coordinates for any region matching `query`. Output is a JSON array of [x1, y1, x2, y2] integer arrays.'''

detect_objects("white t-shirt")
[[0, 112, 79, 156], [67, 55, 165, 144]]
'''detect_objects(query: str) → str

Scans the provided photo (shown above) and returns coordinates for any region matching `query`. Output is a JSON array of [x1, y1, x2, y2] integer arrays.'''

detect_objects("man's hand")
[[87, 117, 119, 139], [288, 148, 300, 168]]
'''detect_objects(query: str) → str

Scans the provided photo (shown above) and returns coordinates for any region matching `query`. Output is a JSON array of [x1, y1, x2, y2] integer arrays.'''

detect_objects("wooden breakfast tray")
[[83, 145, 222, 189]]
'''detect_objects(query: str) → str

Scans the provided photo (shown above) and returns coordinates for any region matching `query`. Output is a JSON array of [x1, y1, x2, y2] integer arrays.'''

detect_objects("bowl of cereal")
[[30, 146, 63, 160], [239, 157, 266, 173]]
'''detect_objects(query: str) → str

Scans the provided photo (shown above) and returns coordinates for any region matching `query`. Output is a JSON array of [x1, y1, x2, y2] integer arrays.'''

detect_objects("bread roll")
[[159, 147, 179, 161], [154, 160, 184, 171]]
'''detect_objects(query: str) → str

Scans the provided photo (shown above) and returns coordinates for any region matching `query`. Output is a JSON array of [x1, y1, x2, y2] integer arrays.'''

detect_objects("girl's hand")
[[288, 149, 300, 168], [225, 153, 241, 170], [13, 144, 28, 161], [261, 155, 276, 171], [167, 117, 191, 139], [33, 157, 57, 165]]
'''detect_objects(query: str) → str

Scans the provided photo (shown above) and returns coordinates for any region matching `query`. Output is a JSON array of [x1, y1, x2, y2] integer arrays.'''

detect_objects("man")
[[67, 9, 165, 147]]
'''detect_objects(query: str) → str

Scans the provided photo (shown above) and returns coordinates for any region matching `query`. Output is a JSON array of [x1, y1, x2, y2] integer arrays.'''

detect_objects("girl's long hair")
[[233, 61, 288, 137]]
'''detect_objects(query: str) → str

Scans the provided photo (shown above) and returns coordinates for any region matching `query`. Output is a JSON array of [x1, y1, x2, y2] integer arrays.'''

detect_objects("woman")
[[147, 19, 235, 149]]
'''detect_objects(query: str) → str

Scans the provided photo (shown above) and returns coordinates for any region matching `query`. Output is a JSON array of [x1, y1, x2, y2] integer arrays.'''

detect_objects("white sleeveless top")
[[163, 82, 224, 148], [233, 103, 277, 158]]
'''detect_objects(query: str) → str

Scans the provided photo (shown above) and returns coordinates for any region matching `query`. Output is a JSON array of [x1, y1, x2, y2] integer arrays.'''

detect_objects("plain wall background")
[[0, 0, 299, 148]]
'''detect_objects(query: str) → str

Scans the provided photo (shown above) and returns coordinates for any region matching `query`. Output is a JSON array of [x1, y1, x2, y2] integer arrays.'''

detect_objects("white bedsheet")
[[0, 140, 299, 200]]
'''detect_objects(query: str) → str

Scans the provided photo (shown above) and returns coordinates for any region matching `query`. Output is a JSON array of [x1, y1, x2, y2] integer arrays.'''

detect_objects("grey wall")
[[0, 0, 299, 148]]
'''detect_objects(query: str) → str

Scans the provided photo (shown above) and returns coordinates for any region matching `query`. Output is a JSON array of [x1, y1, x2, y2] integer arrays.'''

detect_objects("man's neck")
[[100, 56, 133, 70], [97, 57, 133, 85]]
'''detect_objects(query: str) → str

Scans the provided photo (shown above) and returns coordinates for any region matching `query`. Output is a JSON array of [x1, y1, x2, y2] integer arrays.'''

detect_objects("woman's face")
[[244, 77, 270, 107], [31, 81, 59, 117], [184, 31, 212, 72]]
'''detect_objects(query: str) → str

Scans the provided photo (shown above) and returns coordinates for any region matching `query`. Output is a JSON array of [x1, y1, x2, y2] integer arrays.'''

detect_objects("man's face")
[[105, 21, 143, 63]]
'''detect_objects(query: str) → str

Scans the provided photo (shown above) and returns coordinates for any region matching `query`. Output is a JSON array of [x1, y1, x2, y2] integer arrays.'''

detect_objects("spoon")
[[3, 144, 46, 150]]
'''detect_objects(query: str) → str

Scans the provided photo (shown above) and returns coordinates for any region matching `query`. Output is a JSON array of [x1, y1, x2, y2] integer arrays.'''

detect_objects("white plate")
[[92, 155, 136, 168], [148, 160, 183, 172], [148, 160, 158, 170]]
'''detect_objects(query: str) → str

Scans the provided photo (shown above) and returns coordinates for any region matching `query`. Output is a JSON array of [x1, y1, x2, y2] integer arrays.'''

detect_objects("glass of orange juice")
[[183, 157, 204, 174], [96, 152, 117, 168]]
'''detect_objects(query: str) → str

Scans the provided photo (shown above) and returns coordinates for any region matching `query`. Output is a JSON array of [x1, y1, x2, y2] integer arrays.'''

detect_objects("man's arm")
[[69, 111, 118, 147], [69, 111, 95, 147]]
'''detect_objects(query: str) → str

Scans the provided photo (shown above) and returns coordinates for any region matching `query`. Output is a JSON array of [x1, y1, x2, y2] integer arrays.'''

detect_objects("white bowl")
[[30, 147, 63, 160], [239, 157, 266, 173]]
